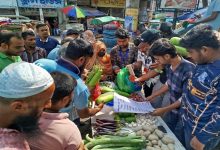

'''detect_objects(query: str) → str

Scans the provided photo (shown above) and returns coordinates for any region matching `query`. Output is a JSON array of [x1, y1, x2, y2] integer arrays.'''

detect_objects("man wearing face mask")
[[0, 32, 24, 72], [0, 62, 55, 149], [34, 39, 104, 126]]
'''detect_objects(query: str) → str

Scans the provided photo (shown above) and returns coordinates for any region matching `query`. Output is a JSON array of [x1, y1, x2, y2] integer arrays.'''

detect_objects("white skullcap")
[[0, 62, 54, 99]]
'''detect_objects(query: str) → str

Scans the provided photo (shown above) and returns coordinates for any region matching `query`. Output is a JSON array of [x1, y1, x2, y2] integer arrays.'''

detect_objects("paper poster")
[[125, 8, 139, 32], [113, 93, 155, 113], [124, 16, 133, 32], [160, 0, 197, 9]]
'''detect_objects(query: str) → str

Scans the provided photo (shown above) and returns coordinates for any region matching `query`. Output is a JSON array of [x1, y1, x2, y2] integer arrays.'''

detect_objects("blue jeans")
[[163, 111, 185, 147], [204, 137, 220, 150]]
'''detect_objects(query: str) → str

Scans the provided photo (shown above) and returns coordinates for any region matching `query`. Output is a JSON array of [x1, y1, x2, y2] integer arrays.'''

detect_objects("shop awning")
[[91, 16, 124, 25], [81, 7, 107, 17], [177, 8, 207, 20]]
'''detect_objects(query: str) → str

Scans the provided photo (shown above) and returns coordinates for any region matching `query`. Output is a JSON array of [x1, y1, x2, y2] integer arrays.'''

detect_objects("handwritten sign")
[[17, 0, 64, 8], [113, 93, 154, 113]]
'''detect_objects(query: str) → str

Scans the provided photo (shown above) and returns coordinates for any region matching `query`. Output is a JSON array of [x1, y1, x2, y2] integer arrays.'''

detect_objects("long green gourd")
[[170, 37, 188, 57], [86, 66, 99, 84], [96, 92, 114, 104], [87, 68, 103, 87]]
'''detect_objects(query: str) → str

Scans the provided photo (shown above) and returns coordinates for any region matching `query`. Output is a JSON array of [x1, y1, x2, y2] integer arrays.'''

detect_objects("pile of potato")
[[125, 115, 175, 150]]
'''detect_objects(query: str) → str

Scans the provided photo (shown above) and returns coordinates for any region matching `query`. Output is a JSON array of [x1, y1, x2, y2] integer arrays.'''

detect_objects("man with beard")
[[0, 32, 24, 72], [21, 31, 47, 63], [0, 62, 55, 149], [180, 24, 220, 150], [34, 39, 104, 126], [35, 23, 59, 54], [110, 28, 140, 76], [28, 71, 84, 150]]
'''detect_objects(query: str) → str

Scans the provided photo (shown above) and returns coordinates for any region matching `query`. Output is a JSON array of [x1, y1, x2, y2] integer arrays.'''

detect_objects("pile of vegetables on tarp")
[[91, 114, 176, 150], [86, 66, 143, 106], [93, 119, 120, 136], [124, 115, 175, 150]]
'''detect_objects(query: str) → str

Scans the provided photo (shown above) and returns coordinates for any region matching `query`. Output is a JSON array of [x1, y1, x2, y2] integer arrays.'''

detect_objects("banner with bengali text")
[[17, 0, 64, 8]]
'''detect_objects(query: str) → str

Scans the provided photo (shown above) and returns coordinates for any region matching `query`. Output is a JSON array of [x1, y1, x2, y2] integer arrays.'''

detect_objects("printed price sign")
[[113, 93, 154, 113]]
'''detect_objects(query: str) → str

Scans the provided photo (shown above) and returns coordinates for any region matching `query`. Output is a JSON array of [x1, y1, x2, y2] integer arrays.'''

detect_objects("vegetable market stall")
[[88, 105, 186, 150], [85, 66, 185, 150]]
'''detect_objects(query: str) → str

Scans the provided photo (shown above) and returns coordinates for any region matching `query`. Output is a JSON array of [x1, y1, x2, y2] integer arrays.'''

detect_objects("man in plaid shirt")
[[147, 38, 195, 146], [110, 28, 141, 77]]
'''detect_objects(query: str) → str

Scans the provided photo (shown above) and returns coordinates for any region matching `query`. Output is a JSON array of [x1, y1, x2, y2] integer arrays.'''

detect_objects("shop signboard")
[[91, 0, 125, 8], [77, 0, 90, 6], [17, 0, 64, 8], [125, 8, 138, 32], [0, 0, 17, 8], [160, 0, 197, 9]]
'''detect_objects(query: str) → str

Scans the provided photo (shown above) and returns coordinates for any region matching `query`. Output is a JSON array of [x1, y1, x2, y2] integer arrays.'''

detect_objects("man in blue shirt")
[[47, 37, 74, 60], [195, 0, 220, 31], [34, 39, 104, 125], [180, 24, 220, 150], [35, 23, 59, 54]]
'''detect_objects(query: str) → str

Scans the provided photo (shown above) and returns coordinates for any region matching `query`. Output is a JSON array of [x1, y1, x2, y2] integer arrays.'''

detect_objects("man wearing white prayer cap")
[[0, 62, 55, 150]]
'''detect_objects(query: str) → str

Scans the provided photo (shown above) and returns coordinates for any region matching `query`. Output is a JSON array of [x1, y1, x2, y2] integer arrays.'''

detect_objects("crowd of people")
[[0, 19, 220, 150]]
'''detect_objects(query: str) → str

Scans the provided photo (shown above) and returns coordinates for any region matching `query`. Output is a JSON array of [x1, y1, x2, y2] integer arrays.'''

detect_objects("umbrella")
[[61, 5, 85, 18]]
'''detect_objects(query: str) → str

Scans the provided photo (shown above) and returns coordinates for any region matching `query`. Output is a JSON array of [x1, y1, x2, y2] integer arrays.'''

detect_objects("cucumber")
[[92, 147, 141, 150], [88, 69, 103, 88], [85, 66, 99, 84], [100, 86, 115, 93], [91, 144, 141, 150], [85, 134, 146, 150], [85, 138, 145, 149], [96, 92, 114, 104]]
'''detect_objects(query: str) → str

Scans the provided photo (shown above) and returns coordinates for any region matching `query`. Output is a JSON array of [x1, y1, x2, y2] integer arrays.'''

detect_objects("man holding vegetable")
[[110, 28, 141, 77], [34, 39, 104, 126], [180, 24, 220, 150]]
